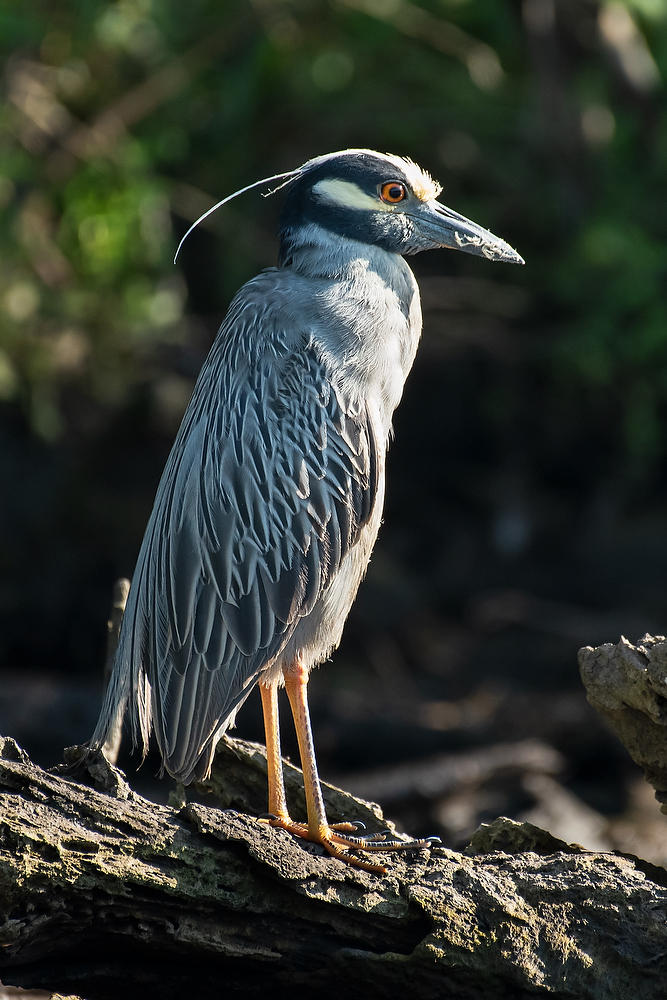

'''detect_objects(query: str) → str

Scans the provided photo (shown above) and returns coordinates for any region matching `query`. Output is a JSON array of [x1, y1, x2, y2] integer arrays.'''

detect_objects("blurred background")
[[1, 0, 665, 863]]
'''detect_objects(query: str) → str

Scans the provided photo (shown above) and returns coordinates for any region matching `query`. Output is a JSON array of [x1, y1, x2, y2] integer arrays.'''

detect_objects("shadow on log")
[[1, 734, 666, 1000]]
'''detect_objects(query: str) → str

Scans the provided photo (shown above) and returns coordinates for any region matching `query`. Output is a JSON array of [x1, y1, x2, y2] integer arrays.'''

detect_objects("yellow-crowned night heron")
[[92, 149, 523, 871]]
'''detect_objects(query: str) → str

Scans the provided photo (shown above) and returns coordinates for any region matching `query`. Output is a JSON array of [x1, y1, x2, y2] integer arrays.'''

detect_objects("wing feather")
[[100, 276, 383, 782]]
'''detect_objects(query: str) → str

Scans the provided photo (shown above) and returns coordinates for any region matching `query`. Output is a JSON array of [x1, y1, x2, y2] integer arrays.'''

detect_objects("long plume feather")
[[173, 170, 301, 263]]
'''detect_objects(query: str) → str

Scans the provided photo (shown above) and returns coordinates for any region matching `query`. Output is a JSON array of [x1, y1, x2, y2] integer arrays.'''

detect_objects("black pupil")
[[387, 184, 403, 200]]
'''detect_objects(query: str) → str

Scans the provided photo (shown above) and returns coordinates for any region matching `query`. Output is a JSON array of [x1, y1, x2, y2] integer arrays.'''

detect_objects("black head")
[[278, 148, 523, 265], [173, 148, 523, 267], [279, 149, 441, 259]]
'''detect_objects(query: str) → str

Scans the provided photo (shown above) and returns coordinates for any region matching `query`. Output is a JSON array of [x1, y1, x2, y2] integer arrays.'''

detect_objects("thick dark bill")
[[415, 200, 524, 265]]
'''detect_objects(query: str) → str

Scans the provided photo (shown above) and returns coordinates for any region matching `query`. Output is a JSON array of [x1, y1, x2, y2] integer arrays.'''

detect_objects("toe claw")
[[330, 819, 368, 834], [261, 810, 437, 872]]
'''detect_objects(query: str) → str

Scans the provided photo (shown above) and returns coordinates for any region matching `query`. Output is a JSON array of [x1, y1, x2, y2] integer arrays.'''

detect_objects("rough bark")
[[579, 633, 667, 812], [1, 735, 666, 1000]]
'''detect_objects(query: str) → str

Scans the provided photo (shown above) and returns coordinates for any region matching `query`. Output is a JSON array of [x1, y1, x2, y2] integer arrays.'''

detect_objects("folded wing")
[[96, 296, 380, 783]]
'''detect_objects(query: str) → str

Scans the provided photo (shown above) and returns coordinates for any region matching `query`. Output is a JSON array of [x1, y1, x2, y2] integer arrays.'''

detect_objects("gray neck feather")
[[278, 222, 423, 427], [280, 222, 415, 301]]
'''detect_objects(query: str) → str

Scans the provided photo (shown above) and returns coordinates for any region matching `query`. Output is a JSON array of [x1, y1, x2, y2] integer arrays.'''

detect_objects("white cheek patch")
[[312, 178, 392, 212]]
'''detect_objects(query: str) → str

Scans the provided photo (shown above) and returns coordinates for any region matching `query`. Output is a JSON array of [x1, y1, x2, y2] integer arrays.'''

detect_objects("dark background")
[[1, 0, 665, 862]]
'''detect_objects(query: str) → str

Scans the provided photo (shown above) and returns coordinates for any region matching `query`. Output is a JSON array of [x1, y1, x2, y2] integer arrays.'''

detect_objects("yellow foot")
[[259, 813, 437, 874]]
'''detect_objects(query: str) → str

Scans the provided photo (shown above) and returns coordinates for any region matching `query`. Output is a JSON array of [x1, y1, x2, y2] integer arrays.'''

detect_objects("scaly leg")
[[259, 679, 308, 839], [259, 677, 364, 844], [259, 679, 293, 820], [276, 661, 434, 873]]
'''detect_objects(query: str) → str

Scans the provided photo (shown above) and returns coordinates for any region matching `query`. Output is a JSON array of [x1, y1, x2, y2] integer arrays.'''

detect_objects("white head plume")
[[173, 169, 301, 263], [173, 149, 442, 263]]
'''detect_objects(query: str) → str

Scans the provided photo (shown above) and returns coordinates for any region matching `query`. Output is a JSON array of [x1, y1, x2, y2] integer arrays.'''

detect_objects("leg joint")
[[282, 658, 308, 684]]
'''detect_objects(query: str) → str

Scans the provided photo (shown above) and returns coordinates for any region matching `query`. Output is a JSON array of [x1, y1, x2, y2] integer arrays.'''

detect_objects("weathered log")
[[579, 633, 667, 813], [1, 734, 666, 1000]]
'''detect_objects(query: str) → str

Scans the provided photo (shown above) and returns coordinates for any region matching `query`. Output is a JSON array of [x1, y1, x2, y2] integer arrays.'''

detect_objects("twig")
[[102, 577, 130, 765]]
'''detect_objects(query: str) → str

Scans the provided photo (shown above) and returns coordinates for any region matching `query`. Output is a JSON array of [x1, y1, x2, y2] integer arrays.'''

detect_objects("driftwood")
[[1, 734, 666, 1000], [579, 634, 667, 813]]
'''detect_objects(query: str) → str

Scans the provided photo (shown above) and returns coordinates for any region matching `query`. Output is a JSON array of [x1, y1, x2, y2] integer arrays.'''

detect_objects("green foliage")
[[1, 0, 666, 480]]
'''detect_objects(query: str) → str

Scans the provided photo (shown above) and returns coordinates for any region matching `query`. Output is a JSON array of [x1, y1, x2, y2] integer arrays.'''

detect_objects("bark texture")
[[579, 633, 667, 812], [1, 735, 666, 1000]]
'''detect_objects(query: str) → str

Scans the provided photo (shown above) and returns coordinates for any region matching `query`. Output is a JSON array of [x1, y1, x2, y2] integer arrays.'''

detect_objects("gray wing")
[[95, 289, 380, 783]]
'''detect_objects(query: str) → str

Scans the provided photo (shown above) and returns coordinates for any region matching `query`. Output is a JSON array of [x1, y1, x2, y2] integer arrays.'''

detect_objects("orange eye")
[[380, 181, 407, 204]]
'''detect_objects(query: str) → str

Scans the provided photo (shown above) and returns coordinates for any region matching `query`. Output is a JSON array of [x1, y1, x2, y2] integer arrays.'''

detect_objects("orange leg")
[[259, 677, 363, 845], [259, 662, 434, 873], [259, 678, 307, 838]]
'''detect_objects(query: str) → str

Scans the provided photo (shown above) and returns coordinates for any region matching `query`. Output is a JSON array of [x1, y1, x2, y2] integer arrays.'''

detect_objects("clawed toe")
[[258, 672, 439, 875], [259, 811, 439, 872], [330, 819, 366, 833]]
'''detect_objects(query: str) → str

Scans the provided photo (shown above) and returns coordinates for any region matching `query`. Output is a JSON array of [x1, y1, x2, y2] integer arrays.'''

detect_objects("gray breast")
[[263, 247, 423, 678]]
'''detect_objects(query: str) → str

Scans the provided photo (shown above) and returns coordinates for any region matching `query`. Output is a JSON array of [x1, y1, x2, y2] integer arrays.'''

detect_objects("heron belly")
[[264, 469, 386, 683]]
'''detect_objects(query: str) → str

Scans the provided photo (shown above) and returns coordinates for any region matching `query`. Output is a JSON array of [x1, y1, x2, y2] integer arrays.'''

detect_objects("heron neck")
[[278, 221, 405, 285], [276, 222, 422, 428]]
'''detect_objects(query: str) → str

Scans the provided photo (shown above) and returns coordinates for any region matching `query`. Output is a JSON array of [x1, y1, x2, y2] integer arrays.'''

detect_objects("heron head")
[[279, 148, 524, 264], [174, 148, 523, 267]]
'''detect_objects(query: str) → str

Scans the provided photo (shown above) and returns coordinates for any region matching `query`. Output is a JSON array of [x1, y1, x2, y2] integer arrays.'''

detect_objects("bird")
[[92, 148, 523, 872]]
